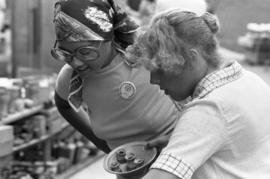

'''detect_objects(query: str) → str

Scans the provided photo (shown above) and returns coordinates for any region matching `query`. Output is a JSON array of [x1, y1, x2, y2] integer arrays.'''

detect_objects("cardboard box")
[[0, 125, 14, 157], [0, 154, 12, 179]]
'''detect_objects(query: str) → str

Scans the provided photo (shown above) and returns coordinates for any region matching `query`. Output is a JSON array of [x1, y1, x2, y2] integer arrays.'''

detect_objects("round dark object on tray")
[[110, 161, 122, 172], [134, 158, 144, 168], [116, 148, 127, 163], [104, 141, 158, 178]]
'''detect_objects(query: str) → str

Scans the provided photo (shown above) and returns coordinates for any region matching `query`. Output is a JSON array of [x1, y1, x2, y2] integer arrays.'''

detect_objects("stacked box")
[[0, 125, 14, 157], [0, 126, 14, 179], [0, 154, 12, 179]]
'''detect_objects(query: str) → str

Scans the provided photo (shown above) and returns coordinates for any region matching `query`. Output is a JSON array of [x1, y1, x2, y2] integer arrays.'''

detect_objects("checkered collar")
[[192, 61, 243, 99]]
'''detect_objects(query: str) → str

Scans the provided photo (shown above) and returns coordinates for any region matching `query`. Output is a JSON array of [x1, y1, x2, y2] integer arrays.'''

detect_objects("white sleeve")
[[55, 64, 74, 100], [151, 100, 228, 179]]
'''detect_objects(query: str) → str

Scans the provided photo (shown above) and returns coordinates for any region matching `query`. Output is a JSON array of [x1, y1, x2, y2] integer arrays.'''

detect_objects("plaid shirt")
[[151, 61, 243, 179], [192, 61, 242, 99]]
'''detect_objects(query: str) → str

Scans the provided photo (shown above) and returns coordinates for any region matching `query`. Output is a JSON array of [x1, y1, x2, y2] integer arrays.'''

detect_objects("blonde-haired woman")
[[131, 9, 270, 179]]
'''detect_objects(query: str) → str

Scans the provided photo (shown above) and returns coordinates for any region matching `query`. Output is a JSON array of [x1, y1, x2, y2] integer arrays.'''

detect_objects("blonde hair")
[[130, 9, 221, 75]]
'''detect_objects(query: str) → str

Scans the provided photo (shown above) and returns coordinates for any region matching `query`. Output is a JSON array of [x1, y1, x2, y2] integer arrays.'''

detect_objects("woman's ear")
[[189, 48, 209, 76], [190, 48, 199, 59], [189, 48, 200, 68]]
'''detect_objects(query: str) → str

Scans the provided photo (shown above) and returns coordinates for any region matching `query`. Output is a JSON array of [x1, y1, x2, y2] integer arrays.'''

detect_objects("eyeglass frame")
[[50, 40, 105, 63]]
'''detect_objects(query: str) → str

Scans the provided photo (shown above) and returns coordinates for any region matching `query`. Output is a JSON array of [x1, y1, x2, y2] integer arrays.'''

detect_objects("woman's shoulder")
[[56, 64, 74, 81], [55, 64, 74, 99], [58, 64, 73, 75]]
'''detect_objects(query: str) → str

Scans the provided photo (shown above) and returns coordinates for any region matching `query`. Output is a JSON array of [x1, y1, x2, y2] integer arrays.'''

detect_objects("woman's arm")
[[143, 169, 181, 179], [54, 91, 111, 153]]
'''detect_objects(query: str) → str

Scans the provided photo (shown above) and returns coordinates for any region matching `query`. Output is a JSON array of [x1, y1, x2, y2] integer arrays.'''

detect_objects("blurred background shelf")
[[0, 105, 44, 125], [12, 134, 50, 152], [12, 122, 69, 153], [55, 152, 105, 179]]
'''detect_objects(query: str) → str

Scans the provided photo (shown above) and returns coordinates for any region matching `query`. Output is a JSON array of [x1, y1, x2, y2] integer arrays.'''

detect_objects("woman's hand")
[[146, 134, 171, 151], [117, 174, 141, 179]]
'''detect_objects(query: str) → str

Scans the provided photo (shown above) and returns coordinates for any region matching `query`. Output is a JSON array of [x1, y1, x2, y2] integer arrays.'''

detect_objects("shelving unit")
[[0, 105, 44, 125], [12, 134, 50, 153], [244, 49, 270, 65], [12, 122, 70, 153], [55, 152, 105, 179], [0, 104, 102, 179]]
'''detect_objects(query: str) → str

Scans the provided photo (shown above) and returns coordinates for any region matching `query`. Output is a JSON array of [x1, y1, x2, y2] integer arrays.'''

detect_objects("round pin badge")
[[119, 81, 136, 99]]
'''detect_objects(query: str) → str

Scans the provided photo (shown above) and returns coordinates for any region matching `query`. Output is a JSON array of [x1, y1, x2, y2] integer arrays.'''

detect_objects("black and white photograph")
[[0, 0, 270, 179]]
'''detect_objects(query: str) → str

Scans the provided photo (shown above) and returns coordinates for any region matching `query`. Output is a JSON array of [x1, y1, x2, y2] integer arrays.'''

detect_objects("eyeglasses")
[[51, 40, 103, 62]]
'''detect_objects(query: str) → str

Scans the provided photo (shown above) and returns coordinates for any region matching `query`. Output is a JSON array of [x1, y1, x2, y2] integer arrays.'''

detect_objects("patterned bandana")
[[54, 0, 113, 41], [53, 0, 139, 111]]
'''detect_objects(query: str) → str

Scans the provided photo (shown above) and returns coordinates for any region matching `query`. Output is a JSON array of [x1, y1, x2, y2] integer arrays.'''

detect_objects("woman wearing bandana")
[[51, 0, 179, 168]]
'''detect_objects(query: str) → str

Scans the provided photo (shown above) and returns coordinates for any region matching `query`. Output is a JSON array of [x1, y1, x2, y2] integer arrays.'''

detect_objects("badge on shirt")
[[119, 81, 136, 99]]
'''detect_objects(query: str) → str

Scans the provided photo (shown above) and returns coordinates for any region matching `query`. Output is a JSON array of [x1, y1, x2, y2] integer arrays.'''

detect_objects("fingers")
[[146, 139, 163, 148], [146, 135, 170, 149]]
